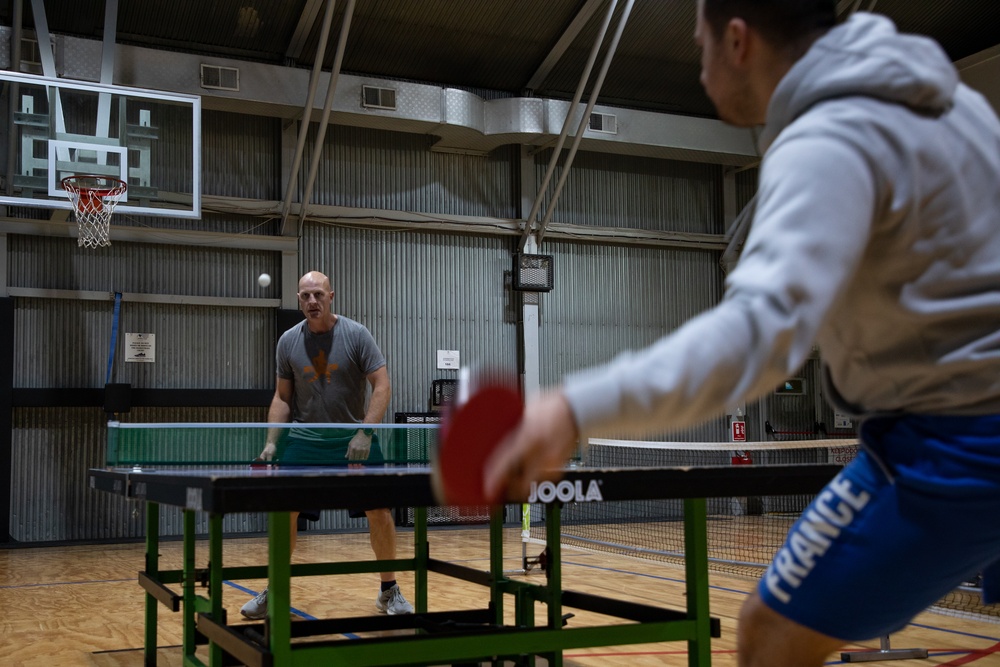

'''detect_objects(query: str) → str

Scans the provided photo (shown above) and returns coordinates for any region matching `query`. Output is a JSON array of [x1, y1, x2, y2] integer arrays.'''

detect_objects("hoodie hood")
[[759, 13, 958, 151]]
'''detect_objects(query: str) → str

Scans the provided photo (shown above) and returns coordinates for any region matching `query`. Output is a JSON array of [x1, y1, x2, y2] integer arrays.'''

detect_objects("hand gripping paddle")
[[432, 368, 522, 506]]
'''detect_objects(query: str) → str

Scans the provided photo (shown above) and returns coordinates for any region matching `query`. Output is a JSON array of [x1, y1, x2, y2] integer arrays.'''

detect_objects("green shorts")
[[277, 428, 386, 520]]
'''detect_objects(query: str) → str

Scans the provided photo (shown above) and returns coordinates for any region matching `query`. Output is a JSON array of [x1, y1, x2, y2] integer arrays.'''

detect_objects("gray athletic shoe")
[[375, 584, 414, 615], [240, 588, 268, 619]]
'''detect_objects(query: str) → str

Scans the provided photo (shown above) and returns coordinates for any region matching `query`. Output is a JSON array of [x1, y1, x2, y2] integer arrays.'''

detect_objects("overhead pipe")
[[296, 0, 357, 232], [519, 0, 620, 251], [536, 0, 635, 246], [279, 0, 339, 235]]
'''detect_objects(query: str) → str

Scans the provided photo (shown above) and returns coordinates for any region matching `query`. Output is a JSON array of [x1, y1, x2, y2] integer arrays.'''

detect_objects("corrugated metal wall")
[[302, 124, 520, 218], [8, 235, 278, 389], [10, 407, 273, 542], [8, 233, 278, 298], [735, 166, 759, 210], [202, 110, 282, 200], [5, 110, 830, 543], [534, 150, 724, 233], [300, 223, 517, 418], [538, 240, 729, 442]]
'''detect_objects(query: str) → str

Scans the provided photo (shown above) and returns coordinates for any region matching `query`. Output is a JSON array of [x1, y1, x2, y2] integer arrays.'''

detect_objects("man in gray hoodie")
[[485, 1, 1000, 665]]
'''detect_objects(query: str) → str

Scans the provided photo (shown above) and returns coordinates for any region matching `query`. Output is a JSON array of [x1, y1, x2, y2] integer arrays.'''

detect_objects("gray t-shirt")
[[276, 316, 386, 424]]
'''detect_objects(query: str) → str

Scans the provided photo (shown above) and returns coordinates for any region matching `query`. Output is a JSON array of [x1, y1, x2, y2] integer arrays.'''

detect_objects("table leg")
[[545, 502, 563, 667], [684, 498, 711, 667], [414, 506, 428, 613], [514, 586, 536, 667], [182, 510, 197, 661], [143, 501, 159, 667], [208, 514, 224, 667], [490, 505, 505, 626], [267, 511, 292, 664]]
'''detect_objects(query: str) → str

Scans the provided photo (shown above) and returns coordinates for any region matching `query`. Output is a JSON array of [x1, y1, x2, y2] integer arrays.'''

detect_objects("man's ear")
[[725, 18, 751, 65]]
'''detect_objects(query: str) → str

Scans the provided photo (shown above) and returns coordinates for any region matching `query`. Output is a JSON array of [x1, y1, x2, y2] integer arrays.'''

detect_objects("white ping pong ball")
[[258, 273, 271, 288]]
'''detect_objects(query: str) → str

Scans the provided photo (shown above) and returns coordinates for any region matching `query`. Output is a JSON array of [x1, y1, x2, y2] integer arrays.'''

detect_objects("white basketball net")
[[61, 176, 127, 248]]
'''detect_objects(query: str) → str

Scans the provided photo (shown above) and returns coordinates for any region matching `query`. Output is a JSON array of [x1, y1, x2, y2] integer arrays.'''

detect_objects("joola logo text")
[[528, 480, 603, 503]]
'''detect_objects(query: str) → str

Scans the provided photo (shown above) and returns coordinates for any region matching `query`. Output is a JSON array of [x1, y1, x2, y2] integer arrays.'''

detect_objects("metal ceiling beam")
[[6, 287, 279, 308], [28, 0, 55, 78], [0, 202, 728, 251], [99, 0, 118, 85], [0, 217, 298, 251], [296, 0, 357, 231], [95, 0, 119, 147], [537, 0, 636, 246], [279, 0, 339, 237], [28, 0, 68, 162], [5, 0, 24, 197], [524, 0, 606, 93], [285, 0, 326, 64], [520, 0, 619, 250]]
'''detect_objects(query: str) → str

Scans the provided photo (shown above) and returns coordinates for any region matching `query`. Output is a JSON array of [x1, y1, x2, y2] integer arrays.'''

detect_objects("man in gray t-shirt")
[[240, 270, 413, 619]]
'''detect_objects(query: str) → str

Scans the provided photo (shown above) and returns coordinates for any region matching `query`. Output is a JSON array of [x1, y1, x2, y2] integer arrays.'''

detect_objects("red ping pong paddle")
[[433, 370, 522, 506], [250, 457, 272, 471]]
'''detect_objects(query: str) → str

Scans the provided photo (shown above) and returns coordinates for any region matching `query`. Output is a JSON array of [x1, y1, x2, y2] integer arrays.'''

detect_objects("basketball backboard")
[[0, 70, 201, 219]]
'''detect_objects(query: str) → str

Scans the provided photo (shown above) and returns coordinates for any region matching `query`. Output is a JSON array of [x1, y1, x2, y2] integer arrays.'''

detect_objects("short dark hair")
[[702, 0, 837, 48]]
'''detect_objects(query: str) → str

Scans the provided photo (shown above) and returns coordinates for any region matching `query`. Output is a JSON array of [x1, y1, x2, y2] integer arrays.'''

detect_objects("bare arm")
[[363, 365, 391, 425], [261, 376, 293, 460], [347, 365, 391, 461]]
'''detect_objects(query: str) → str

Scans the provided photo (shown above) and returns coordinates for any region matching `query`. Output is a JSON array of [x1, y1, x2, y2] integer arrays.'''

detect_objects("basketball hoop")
[[61, 175, 128, 248]]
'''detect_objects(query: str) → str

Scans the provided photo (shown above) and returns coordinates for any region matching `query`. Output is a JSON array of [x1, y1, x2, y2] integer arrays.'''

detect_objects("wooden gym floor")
[[2, 527, 999, 666]]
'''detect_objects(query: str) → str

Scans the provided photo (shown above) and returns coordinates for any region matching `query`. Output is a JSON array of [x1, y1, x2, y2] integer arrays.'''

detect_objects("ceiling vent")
[[200, 64, 240, 92], [362, 85, 397, 111], [588, 112, 618, 134]]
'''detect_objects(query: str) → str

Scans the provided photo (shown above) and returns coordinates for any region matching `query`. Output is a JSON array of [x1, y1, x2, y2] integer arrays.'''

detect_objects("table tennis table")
[[88, 460, 842, 667]]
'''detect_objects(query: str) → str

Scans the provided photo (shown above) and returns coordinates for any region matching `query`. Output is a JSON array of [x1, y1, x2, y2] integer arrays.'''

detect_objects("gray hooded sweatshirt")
[[564, 13, 1000, 438]]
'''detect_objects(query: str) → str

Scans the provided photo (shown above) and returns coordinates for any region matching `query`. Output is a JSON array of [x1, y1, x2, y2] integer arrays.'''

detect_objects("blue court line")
[[907, 621, 1000, 642], [224, 580, 361, 639]]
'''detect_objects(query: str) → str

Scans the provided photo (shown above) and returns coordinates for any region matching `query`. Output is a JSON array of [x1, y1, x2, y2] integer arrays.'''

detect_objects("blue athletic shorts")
[[758, 413, 1000, 641], [277, 428, 386, 521]]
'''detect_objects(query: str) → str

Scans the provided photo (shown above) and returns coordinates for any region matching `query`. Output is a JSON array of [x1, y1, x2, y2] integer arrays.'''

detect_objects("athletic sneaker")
[[375, 584, 414, 615], [240, 588, 268, 619]]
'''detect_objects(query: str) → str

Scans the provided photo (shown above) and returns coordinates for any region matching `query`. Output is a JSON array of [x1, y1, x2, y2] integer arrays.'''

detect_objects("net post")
[[840, 635, 929, 662], [106, 420, 120, 467]]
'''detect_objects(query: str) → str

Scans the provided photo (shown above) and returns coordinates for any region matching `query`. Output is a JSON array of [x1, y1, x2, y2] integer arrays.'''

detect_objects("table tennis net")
[[528, 437, 996, 623], [105, 421, 439, 467]]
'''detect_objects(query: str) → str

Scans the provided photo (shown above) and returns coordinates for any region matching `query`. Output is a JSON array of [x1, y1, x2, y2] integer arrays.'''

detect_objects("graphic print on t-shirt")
[[305, 349, 338, 384]]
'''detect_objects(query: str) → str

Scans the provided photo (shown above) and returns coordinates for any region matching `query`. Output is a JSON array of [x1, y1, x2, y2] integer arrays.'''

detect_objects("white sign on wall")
[[437, 349, 460, 370], [834, 412, 853, 429], [125, 333, 156, 363]]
